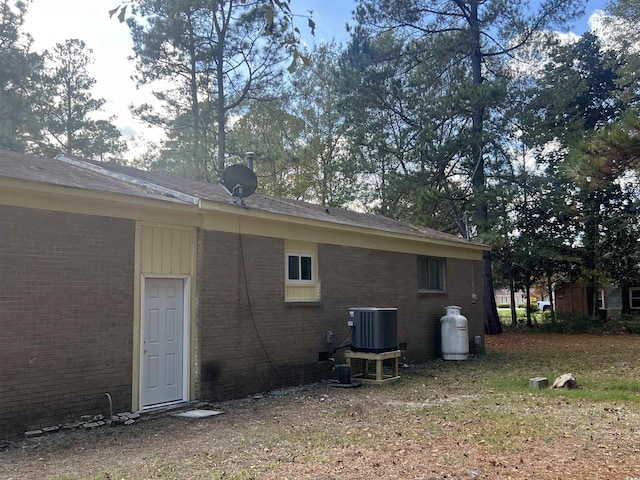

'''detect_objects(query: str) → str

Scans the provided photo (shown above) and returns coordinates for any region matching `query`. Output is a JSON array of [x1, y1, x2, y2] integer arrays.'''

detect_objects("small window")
[[630, 288, 640, 309], [417, 256, 445, 291], [285, 240, 319, 303], [288, 254, 313, 282], [597, 289, 605, 310]]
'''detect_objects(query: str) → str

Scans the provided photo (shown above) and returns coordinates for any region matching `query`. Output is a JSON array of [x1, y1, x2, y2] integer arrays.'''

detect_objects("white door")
[[142, 278, 185, 407]]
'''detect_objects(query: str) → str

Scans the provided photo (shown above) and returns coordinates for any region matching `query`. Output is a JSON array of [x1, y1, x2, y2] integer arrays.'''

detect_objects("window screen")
[[417, 256, 445, 291]]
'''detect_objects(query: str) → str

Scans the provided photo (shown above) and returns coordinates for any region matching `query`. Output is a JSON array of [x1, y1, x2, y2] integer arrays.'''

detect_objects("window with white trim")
[[285, 240, 320, 302], [630, 288, 640, 309], [417, 255, 446, 292], [287, 253, 313, 283]]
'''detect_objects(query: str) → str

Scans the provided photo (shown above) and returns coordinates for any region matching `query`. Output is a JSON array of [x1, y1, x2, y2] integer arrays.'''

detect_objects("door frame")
[[139, 274, 191, 409]]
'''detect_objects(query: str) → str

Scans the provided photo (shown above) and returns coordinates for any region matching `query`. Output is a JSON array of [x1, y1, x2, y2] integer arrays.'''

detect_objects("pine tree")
[[350, 0, 586, 333], [0, 0, 43, 152], [36, 39, 125, 161]]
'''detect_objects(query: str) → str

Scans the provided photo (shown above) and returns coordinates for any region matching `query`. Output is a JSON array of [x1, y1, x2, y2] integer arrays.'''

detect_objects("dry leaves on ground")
[[2, 332, 640, 480]]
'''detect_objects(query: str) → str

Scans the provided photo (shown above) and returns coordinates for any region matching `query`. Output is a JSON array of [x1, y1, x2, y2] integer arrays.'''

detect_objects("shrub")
[[606, 314, 640, 334], [525, 314, 640, 334], [504, 315, 617, 334]]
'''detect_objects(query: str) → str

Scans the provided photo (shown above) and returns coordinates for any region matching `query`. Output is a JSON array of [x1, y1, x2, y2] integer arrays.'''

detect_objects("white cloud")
[[24, 1, 164, 157], [589, 9, 640, 53], [588, 9, 606, 32]]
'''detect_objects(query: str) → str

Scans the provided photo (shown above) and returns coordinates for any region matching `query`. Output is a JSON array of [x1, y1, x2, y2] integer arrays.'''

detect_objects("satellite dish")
[[220, 164, 258, 205]]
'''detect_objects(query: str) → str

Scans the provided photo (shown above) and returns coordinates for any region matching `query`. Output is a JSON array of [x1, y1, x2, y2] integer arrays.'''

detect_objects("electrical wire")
[[238, 231, 280, 378], [329, 329, 353, 357]]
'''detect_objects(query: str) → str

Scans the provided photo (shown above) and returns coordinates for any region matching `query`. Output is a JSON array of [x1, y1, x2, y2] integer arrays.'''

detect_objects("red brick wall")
[[197, 231, 484, 402], [0, 205, 135, 438], [555, 283, 589, 316]]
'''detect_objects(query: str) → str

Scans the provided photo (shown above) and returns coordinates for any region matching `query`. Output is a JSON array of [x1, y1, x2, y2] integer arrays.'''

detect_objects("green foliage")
[[528, 32, 625, 145], [497, 26, 640, 319], [0, 2, 124, 160], [126, 0, 293, 179], [502, 313, 640, 335], [0, 0, 43, 152], [573, 111, 640, 181], [605, 379, 640, 393], [226, 100, 303, 197], [282, 42, 361, 206], [9, 0, 640, 326], [604, 0, 640, 47], [35, 38, 126, 161], [602, 314, 640, 334], [351, 0, 585, 228], [350, 0, 585, 334]]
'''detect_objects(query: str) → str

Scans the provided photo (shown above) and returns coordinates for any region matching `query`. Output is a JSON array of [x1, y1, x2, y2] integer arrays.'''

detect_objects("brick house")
[[555, 283, 638, 318], [0, 150, 487, 437]]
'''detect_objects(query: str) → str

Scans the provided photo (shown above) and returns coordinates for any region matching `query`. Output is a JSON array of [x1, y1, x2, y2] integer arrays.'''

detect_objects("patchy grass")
[[3, 332, 640, 479]]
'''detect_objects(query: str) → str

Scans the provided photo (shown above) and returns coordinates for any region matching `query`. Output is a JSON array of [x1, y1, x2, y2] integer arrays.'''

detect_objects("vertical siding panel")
[[141, 225, 153, 273], [180, 230, 191, 275], [140, 225, 194, 276], [171, 229, 182, 273], [151, 227, 163, 272], [161, 228, 172, 274]]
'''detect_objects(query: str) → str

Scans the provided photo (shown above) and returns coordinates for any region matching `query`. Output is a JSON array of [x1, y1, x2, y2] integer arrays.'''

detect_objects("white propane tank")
[[440, 305, 469, 360]]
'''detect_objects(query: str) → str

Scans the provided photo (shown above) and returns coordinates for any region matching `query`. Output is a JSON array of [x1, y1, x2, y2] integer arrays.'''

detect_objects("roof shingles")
[[0, 150, 480, 247]]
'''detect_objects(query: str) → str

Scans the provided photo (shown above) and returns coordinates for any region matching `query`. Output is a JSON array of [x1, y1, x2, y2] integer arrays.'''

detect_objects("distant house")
[[494, 288, 551, 310], [494, 288, 527, 307], [0, 150, 488, 437], [554, 283, 636, 318]]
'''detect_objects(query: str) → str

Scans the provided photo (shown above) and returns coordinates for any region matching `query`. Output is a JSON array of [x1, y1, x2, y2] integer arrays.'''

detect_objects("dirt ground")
[[2, 332, 640, 480]]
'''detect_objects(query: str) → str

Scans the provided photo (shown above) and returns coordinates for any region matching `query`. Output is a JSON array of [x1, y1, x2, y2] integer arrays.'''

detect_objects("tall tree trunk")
[[186, 10, 207, 182], [213, 2, 230, 179], [621, 281, 630, 314], [216, 53, 226, 178], [469, 1, 501, 334], [483, 251, 502, 333], [525, 283, 532, 328], [546, 272, 556, 322], [569, 265, 575, 318], [509, 276, 517, 327], [65, 79, 73, 155]]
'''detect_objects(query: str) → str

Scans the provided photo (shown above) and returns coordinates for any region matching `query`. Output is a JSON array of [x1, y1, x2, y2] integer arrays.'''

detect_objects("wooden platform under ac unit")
[[344, 350, 401, 385]]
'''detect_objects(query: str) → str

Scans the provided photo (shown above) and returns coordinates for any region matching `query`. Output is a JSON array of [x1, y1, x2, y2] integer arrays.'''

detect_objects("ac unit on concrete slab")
[[348, 307, 398, 353]]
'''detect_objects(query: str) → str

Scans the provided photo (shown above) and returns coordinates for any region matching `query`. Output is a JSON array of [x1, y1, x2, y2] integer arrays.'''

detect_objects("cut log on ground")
[[551, 373, 577, 389]]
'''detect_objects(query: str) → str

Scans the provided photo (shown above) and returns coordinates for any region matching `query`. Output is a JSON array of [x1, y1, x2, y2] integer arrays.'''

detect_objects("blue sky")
[[296, 0, 608, 42], [23, 0, 609, 151]]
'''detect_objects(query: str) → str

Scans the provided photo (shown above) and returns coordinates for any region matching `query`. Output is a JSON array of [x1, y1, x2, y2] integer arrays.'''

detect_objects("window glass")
[[288, 254, 313, 282], [630, 288, 640, 309], [417, 255, 445, 291], [288, 255, 299, 280], [300, 256, 312, 280], [417, 256, 428, 289]]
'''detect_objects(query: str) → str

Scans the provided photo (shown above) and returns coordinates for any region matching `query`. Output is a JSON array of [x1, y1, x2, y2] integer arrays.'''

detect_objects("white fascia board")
[[55, 154, 201, 207]]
